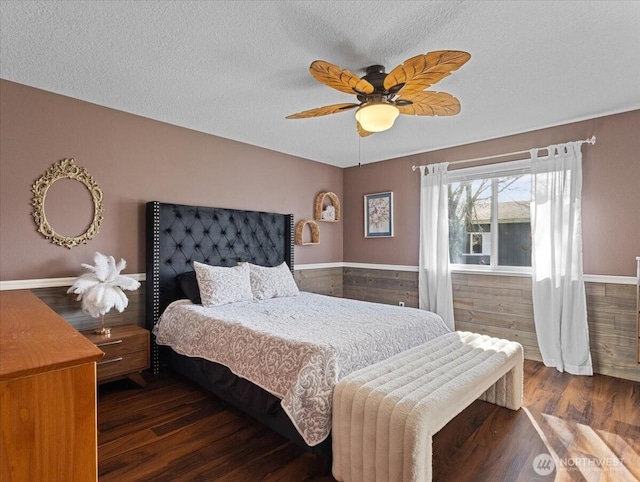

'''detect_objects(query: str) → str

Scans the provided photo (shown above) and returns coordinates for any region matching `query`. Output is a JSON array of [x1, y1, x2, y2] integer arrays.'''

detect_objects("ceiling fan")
[[286, 50, 471, 137]]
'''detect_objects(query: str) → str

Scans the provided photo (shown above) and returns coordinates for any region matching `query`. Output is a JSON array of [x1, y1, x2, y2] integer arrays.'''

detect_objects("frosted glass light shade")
[[355, 103, 400, 132]]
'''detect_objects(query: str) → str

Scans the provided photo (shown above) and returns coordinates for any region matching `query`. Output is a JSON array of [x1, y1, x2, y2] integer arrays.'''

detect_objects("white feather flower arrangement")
[[67, 252, 140, 334]]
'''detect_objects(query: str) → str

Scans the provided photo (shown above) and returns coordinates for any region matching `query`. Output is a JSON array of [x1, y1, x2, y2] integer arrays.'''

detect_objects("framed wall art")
[[364, 191, 393, 238]]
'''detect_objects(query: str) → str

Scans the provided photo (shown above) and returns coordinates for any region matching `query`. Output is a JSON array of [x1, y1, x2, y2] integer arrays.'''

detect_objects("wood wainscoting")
[[344, 267, 639, 382], [32, 283, 146, 332], [30, 266, 636, 381], [294, 267, 343, 297], [31, 267, 344, 331], [343, 267, 418, 307]]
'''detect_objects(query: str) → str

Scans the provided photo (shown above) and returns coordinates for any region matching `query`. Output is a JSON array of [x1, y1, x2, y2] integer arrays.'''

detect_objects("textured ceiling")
[[2, 1, 639, 168]]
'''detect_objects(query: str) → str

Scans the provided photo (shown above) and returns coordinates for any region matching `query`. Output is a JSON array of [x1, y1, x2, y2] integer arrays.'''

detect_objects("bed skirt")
[[161, 347, 333, 462]]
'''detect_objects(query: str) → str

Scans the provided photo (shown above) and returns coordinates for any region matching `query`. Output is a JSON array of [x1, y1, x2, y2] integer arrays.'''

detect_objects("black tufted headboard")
[[145, 201, 294, 372]]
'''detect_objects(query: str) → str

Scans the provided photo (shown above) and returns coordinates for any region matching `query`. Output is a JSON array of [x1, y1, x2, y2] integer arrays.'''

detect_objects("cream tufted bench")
[[332, 331, 524, 482]]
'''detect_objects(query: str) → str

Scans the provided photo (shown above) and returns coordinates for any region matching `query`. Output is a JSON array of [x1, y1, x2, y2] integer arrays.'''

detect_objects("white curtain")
[[419, 163, 455, 330], [530, 142, 592, 375]]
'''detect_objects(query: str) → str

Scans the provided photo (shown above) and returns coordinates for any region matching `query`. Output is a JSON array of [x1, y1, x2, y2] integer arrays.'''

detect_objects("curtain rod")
[[411, 135, 596, 171]]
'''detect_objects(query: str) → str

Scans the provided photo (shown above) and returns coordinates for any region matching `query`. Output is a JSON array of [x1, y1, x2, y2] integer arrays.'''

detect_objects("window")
[[448, 159, 532, 271]]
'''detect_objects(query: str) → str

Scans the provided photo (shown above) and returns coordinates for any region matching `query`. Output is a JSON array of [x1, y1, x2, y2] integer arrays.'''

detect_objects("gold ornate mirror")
[[32, 158, 104, 249]]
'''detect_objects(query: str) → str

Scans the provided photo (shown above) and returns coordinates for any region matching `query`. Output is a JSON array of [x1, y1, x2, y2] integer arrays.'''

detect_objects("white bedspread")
[[153, 292, 450, 446]]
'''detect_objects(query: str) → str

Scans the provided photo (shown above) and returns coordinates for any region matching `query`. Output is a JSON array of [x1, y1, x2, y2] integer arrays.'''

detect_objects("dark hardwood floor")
[[98, 360, 640, 481]]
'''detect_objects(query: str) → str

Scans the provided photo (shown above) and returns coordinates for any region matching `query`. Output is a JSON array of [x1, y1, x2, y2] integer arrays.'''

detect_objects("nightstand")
[[82, 324, 150, 387]]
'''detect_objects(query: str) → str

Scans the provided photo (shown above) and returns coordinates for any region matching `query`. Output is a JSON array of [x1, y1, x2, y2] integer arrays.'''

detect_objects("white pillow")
[[248, 262, 300, 300], [193, 261, 253, 307]]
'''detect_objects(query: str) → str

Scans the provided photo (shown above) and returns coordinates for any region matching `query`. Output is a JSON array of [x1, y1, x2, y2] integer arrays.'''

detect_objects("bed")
[[145, 201, 450, 463]]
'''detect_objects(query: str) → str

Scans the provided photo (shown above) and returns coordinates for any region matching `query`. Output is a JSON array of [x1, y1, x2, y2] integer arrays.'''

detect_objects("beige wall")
[[2, 79, 638, 281], [0, 80, 343, 280], [344, 110, 640, 277]]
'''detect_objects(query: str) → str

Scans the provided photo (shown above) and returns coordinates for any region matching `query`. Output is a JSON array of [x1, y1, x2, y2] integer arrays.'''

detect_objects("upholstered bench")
[[332, 331, 524, 482]]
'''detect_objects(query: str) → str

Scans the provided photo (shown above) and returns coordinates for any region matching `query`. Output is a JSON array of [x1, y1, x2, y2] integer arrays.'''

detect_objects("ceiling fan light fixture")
[[355, 102, 400, 133]]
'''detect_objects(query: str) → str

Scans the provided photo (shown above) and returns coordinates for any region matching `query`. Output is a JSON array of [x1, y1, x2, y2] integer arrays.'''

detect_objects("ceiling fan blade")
[[286, 103, 359, 119], [310, 60, 375, 95], [384, 50, 471, 96], [357, 121, 374, 137], [396, 91, 461, 116]]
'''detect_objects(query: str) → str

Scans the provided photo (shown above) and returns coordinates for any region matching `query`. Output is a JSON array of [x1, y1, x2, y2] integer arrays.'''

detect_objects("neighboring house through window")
[[448, 159, 532, 272]]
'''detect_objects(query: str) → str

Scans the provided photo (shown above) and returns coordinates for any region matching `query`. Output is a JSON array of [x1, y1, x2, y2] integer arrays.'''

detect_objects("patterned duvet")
[[153, 292, 450, 446]]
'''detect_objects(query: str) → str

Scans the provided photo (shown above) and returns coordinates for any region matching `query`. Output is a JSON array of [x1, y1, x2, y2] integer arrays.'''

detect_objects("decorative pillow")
[[177, 271, 201, 304], [249, 262, 300, 300], [193, 261, 253, 307]]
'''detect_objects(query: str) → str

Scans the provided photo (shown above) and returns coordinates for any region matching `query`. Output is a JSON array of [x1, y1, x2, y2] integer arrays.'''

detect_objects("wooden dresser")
[[0, 290, 104, 482]]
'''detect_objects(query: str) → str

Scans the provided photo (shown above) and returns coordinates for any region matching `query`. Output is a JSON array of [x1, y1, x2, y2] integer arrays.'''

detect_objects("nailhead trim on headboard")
[[146, 201, 295, 374]]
